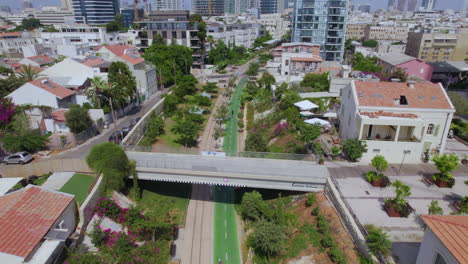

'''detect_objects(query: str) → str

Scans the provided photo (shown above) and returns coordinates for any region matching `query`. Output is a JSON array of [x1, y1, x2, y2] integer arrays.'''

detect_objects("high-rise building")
[[225, 0, 235, 14], [23, 0, 33, 9], [72, 0, 120, 25], [396, 0, 406, 11], [292, 0, 348, 61], [407, 0, 417, 11], [387, 0, 395, 10], [358, 4, 371, 13], [260, 0, 277, 14], [421, 0, 436, 11], [153, 0, 184, 10], [194, 0, 224, 16]]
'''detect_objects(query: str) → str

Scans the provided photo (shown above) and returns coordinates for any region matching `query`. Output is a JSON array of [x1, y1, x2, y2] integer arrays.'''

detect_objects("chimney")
[[341, 65, 350, 78], [407, 80, 416, 89]]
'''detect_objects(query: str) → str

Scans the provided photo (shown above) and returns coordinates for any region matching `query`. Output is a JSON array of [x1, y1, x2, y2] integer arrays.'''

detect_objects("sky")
[[0, 0, 465, 11]]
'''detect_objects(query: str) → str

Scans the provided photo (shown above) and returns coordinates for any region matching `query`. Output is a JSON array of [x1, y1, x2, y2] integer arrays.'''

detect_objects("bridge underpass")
[[127, 152, 328, 192]]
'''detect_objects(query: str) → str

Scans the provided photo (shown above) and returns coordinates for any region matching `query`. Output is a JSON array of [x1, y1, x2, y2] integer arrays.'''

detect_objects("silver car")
[[2, 152, 33, 165]]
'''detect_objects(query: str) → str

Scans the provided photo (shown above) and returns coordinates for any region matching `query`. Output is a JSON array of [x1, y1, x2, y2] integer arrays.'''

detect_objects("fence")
[[0, 158, 92, 178], [123, 145, 317, 162]]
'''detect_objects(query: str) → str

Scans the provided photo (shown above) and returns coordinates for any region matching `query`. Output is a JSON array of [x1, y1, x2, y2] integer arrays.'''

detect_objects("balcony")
[[360, 125, 422, 143]]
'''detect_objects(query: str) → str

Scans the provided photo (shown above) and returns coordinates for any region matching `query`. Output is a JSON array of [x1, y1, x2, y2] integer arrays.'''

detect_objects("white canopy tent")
[[294, 100, 318, 111], [300, 111, 314, 117], [305, 118, 331, 127]]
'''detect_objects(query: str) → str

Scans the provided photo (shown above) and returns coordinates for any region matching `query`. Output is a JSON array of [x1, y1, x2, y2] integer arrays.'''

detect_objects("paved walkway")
[[180, 184, 214, 264], [42, 172, 74, 190]]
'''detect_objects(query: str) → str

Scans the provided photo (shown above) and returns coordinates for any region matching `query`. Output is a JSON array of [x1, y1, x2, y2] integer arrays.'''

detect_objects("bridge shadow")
[[211, 186, 306, 205], [124, 179, 192, 200]]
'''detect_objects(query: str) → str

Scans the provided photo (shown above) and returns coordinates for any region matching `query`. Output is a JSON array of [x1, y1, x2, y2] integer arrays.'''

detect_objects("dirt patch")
[[284, 192, 360, 264]]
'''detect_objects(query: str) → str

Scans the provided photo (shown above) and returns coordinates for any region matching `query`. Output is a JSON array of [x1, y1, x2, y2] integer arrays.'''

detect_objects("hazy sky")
[[0, 0, 465, 11]]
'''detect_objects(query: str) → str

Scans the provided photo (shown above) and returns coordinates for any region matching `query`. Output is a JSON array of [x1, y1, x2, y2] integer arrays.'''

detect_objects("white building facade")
[[338, 81, 455, 163], [207, 23, 261, 48]]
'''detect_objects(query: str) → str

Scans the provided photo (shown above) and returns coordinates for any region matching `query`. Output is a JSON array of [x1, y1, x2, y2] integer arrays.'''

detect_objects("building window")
[[427, 124, 434, 134], [372, 149, 380, 153], [434, 253, 447, 264]]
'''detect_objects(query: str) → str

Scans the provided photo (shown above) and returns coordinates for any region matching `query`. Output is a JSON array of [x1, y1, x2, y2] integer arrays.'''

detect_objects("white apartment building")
[[207, 23, 261, 48], [255, 13, 291, 39], [0, 32, 35, 57], [270, 43, 322, 75], [339, 81, 455, 163], [38, 25, 122, 47], [96, 45, 158, 101]]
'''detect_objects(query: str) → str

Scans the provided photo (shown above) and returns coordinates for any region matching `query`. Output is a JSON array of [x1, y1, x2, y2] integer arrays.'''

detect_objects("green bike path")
[[213, 77, 247, 264]]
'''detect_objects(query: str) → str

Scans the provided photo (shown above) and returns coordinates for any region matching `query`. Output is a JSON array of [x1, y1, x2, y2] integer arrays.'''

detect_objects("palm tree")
[[366, 225, 392, 256], [88, 76, 109, 108], [17, 65, 44, 82]]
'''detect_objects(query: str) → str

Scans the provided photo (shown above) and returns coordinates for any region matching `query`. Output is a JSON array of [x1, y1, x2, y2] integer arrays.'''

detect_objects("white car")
[[2, 152, 33, 165]]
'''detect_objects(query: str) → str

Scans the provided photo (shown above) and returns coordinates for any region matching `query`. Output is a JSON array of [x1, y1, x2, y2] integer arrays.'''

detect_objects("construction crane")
[[134, 0, 139, 21]]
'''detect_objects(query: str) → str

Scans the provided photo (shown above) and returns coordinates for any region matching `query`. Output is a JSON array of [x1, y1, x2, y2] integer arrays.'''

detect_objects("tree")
[[172, 75, 197, 98], [245, 131, 268, 152], [390, 180, 411, 209], [20, 18, 41, 30], [140, 113, 165, 145], [300, 72, 329, 92], [253, 30, 273, 48], [246, 62, 259, 76], [240, 191, 270, 220], [171, 118, 200, 147], [390, 67, 408, 82], [362, 39, 378, 48], [279, 90, 301, 110], [248, 220, 287, 258], [342, 139, 367, 162], [0, 97, 15, 128], [202, 82, 217, 93], [86, 143, 130, 194], [65, 104, 93, 134], [106, 14, 124, 32], [17, 65, 44, 82], [257, 72, 276, 91], [366, 225, 392, 256], [163, 94, 179, 117], [351, 52, 382, 73], [108, 62, 137, 105], [274, 82, 288, 100], [371, 155, 389, 175], [298, 124, 321, 146], [428, 200, 443, 215], [0, 111, 48, 153], [432, 154, 459, 184]]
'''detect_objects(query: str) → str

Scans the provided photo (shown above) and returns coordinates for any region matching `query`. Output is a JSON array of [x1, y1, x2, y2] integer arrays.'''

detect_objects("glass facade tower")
[[73, 0, 119, 25], [292, 0, 348, 61]]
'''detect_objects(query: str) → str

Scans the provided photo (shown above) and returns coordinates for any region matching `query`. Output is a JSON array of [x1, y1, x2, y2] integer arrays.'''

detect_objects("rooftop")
[[29, 78, 74, 99], [0, 185, 74, 259], [353, 81, 453, 110], [26, 55, 54, 65], [98, 45, 144, 65], [421, 215, 468, 264], [376, 52, 417, 66], [52, 109, 67, 122], [291, 56, 323, 62]]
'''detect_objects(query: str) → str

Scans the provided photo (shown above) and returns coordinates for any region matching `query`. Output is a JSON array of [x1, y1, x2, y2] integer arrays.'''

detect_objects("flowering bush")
[[0, 98, 15, 127], [94, 197, 122, 219], [273, 121, 289, 136]]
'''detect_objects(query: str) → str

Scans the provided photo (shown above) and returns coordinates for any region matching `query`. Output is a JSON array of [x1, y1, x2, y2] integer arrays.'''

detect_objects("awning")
[[305, 118, 331, 127], [300, 111, 314, 117], [294, 100, 318, 111]]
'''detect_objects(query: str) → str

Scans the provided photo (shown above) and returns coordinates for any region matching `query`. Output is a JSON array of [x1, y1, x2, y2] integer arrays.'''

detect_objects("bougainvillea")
[[0, 97, 15, 127]]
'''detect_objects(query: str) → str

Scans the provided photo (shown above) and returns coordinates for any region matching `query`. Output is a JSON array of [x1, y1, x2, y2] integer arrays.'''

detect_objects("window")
[[372, 149, 380, 153], [427, 124, 434, 134], [434, 253, 447, 264], [172, 31, 177, 38]]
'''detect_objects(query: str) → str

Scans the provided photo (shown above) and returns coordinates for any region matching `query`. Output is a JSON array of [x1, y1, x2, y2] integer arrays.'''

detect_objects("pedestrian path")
[[42, 172, 74, 190]]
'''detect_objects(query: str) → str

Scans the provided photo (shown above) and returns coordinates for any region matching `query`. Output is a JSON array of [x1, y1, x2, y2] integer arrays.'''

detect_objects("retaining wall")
[[0, 158, 92, 178]]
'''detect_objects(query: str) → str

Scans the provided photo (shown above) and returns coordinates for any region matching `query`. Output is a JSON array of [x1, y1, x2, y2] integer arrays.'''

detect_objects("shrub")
[[342, 139, 367, 162], [321, 233, 335, 248], [65, 104, 93, 134], [331, 145, 341, 156], [317, 215, 329, 234], [306, 193, 316, 207], [371, 155, 389, 175], [366, 225, 392, 256], [329, 246, 347, 264], [428, 200, 444, 215], [93, 198, 122, 219], [432, 154, 459, 186], [90, 223, 106, 247], [312, 206, 320, 216]]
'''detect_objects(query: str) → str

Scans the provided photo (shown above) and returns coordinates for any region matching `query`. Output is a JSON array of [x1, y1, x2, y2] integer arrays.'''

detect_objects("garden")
[[59, 173, 96, 205]]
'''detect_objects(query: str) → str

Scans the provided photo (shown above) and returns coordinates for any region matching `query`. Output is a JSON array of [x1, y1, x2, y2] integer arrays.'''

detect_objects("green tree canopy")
[[171, 116, 202, 147], [202, 82, 217, 93], [362, 39, 378, 48], [0, 111, 48, 153], [246, 62, 260, 76], [253, 30, 273, 48], [248, 220, 287, 258], [432, 154, 459, 182], [371, 155, 389, 174], [342, 139, 367, 162], [86, 143, 131, 194], [65, 104, 93, 134], [366, 225, 392, 256], [106, 14, 124, 32], [300, 72, 329, 92], [351, 52, 382, 73], [108, 62, 137, 105], [257, 72, 276, 91], [298, 124, 321, 144], [245, 131, 268, 152], [20, 18, 41, 30]]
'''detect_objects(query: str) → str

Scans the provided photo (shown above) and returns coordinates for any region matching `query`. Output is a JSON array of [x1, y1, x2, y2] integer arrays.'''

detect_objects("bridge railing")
[[123, 145, 317, 162]]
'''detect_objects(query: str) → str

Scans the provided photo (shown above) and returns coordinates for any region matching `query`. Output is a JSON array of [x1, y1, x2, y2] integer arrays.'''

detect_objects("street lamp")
[[96, 94, 116, 128]]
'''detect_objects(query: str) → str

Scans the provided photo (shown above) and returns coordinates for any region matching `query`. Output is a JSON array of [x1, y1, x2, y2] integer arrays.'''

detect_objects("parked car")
[[2, 152, 33, 165], [108, 131, 124, 144]]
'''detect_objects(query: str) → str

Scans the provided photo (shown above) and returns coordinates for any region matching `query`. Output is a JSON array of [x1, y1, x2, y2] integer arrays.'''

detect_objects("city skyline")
[[351, 0, 464, 11]]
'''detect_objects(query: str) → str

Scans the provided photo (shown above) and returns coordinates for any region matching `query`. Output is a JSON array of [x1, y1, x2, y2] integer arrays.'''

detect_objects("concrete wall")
[[0, 159, 92, 178], [416, 228, 459, 264], [398, 60, 434, 81], [75, 175, 102, 236]]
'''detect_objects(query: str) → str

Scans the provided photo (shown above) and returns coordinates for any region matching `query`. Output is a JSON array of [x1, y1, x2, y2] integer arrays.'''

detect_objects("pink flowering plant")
[[0, 98, 15, 128]]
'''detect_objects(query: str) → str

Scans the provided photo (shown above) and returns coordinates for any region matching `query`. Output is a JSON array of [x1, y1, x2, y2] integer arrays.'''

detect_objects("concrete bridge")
[[127, 152, 328, 192]]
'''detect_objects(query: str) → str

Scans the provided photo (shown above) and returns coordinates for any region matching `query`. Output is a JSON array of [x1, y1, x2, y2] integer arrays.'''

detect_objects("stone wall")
[[0, 158, 92, 178]]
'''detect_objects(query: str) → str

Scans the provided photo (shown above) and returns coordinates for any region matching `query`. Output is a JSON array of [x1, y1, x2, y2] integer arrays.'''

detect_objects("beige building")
[[405, 27, 468, 62], [346, 24, 367, 40], [364, 26, 408, 42]]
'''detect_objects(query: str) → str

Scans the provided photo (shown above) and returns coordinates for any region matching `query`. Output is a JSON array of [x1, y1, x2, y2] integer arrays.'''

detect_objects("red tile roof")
[[29, 78, 74, 99], [52, 109, 67, 122], [81, 58, 108, 68], [0, 186, 74, 259], [15, 65, 43, 74], [27, 55, 54, 65], [0, 32, 22, 38], [291, 56, 323, 62], [360, 111, 418, 118], [421, 215, 468, 264], [100, 45, 144, 64], [354, 81, 453, 109]]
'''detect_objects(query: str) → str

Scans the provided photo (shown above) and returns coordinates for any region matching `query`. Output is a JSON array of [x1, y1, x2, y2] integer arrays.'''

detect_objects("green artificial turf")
[[59, 173, 95, 205]]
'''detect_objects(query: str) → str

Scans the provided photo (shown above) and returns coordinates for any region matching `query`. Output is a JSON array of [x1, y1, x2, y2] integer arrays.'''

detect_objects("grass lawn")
[[138, 181, 191, 225], [157, 117, 182, 148], [59, 174, 95, 205]]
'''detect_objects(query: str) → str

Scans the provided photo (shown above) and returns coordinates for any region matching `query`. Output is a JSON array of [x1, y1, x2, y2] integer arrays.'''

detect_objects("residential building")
[[0, 185, 76, 264], [260, 0, 277, 14], [416, 215, 467, 264], [339, 81, 455, 163], [207, 23, 261, 48], [364, 26, 408, 42], [19, 55, 55, 67], [377, 40, 406, 54], [387, 0, 396, 10], [292, 0, 348, 61], [194, 0, 224, 16], [376, 52, 434, 81], [252, 13, 291, 40], [137, 10, 203, 68], [7, 78, 76, 109], [267, 42, 322, 76], [72, 0, 120, 25], [96, 45, 158, 100], [405, 27, 468, 62], [346, 24, 367, 40], [28, 7, 74, 25], [421, 0, 436, 11], [0, 32, 35, 57], [407, 0, 417, 11], [429, 61, 468, 88], [41, 58, 107, 80]]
